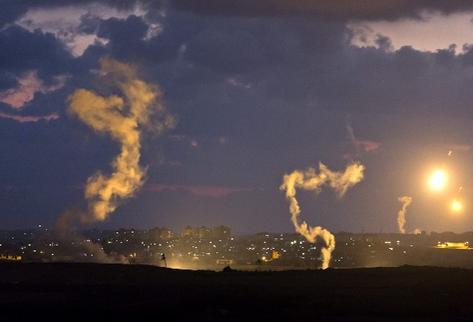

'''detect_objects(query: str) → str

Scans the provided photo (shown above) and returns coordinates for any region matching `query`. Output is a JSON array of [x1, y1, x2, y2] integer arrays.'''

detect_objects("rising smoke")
[[397, 196, 412, 234], [345, 119, 381, 156], [68, 57, 175, 224], [280, 162, 365, 269], [55, 209, 127, 263], [54, 58, 175, 263]]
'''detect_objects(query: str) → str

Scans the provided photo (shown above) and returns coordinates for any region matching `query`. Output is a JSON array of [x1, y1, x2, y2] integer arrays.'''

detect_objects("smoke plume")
[[280, 162, 365, 269], [68, 57, 175, 223], [397, 196, 412, 234], [346, 120, 381, 156]]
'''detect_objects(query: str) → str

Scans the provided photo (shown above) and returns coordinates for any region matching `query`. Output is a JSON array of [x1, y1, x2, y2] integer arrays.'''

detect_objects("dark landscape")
[[1, 262, 473, 322]]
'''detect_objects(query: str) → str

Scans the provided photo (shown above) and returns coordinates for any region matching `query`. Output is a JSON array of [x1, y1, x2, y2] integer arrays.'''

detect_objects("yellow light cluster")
[[427, 169, 464, 214], [434, 242, 472, 250]]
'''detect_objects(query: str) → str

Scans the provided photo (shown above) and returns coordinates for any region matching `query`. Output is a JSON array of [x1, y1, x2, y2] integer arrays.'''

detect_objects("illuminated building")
[[0, 254, 22, 261]]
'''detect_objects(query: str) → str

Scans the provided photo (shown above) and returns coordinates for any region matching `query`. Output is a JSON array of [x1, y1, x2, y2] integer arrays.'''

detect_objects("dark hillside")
[[0, 263, 472, 321]]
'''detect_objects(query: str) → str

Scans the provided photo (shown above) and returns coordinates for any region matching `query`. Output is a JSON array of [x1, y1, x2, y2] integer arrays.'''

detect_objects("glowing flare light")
[[428, 170, 448, 192], [451, 199, 463, 213]]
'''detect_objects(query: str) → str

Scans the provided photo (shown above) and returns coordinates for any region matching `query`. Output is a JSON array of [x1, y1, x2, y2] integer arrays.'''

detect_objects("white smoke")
[[397, 196, 412, 234], [55, 57, 175, 263], [68, 57, 175, 223], [280, 162, 365, 269]]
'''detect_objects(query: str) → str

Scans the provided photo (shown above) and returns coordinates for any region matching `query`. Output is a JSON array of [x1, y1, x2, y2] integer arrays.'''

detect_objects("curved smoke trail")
[[280, 162, 365, 269], [397, 196, 413, 234], [68, 57, 175, 223]]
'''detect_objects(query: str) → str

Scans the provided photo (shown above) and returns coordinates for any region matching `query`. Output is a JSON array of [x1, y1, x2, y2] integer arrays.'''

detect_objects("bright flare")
[[428, 170, 448, 192], [451, 199, 463, 213]]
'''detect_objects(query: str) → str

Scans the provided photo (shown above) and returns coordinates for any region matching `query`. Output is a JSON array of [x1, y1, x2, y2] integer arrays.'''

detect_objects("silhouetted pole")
[[161, 253, 167, 268]]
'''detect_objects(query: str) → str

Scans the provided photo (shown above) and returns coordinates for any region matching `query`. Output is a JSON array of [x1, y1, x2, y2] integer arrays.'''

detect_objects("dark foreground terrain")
[[1, 263, 473, 321]]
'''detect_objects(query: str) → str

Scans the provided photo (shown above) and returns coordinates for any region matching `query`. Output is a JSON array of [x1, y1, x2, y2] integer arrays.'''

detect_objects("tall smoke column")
[[68, 57, 175, 223], [280, 162, 365, 269], [397, 196, 412, 234]]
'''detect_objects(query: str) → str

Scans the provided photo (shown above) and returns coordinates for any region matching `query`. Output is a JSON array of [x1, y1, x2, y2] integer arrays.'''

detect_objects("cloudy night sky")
[[3, 0, 473, 234]]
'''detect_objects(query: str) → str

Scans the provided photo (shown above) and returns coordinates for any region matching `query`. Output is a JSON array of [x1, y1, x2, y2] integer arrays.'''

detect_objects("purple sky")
[[2, 0, 473, 234]]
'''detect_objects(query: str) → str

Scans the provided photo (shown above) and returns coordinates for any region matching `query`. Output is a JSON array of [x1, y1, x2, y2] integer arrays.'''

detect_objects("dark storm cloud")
[[11, 0, 473, 22], [96, 14, 192, 63], [171, 0, 473, 21], [16, 0, 143, 10], [0, 72, 17, 91], [0, 26, 72, 78], [89, 11, 205, 65], [158, 14, 473, 119], [0, 22, 78, 124], [0, 1, 27, 28], [97, 15, 149, 60]]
